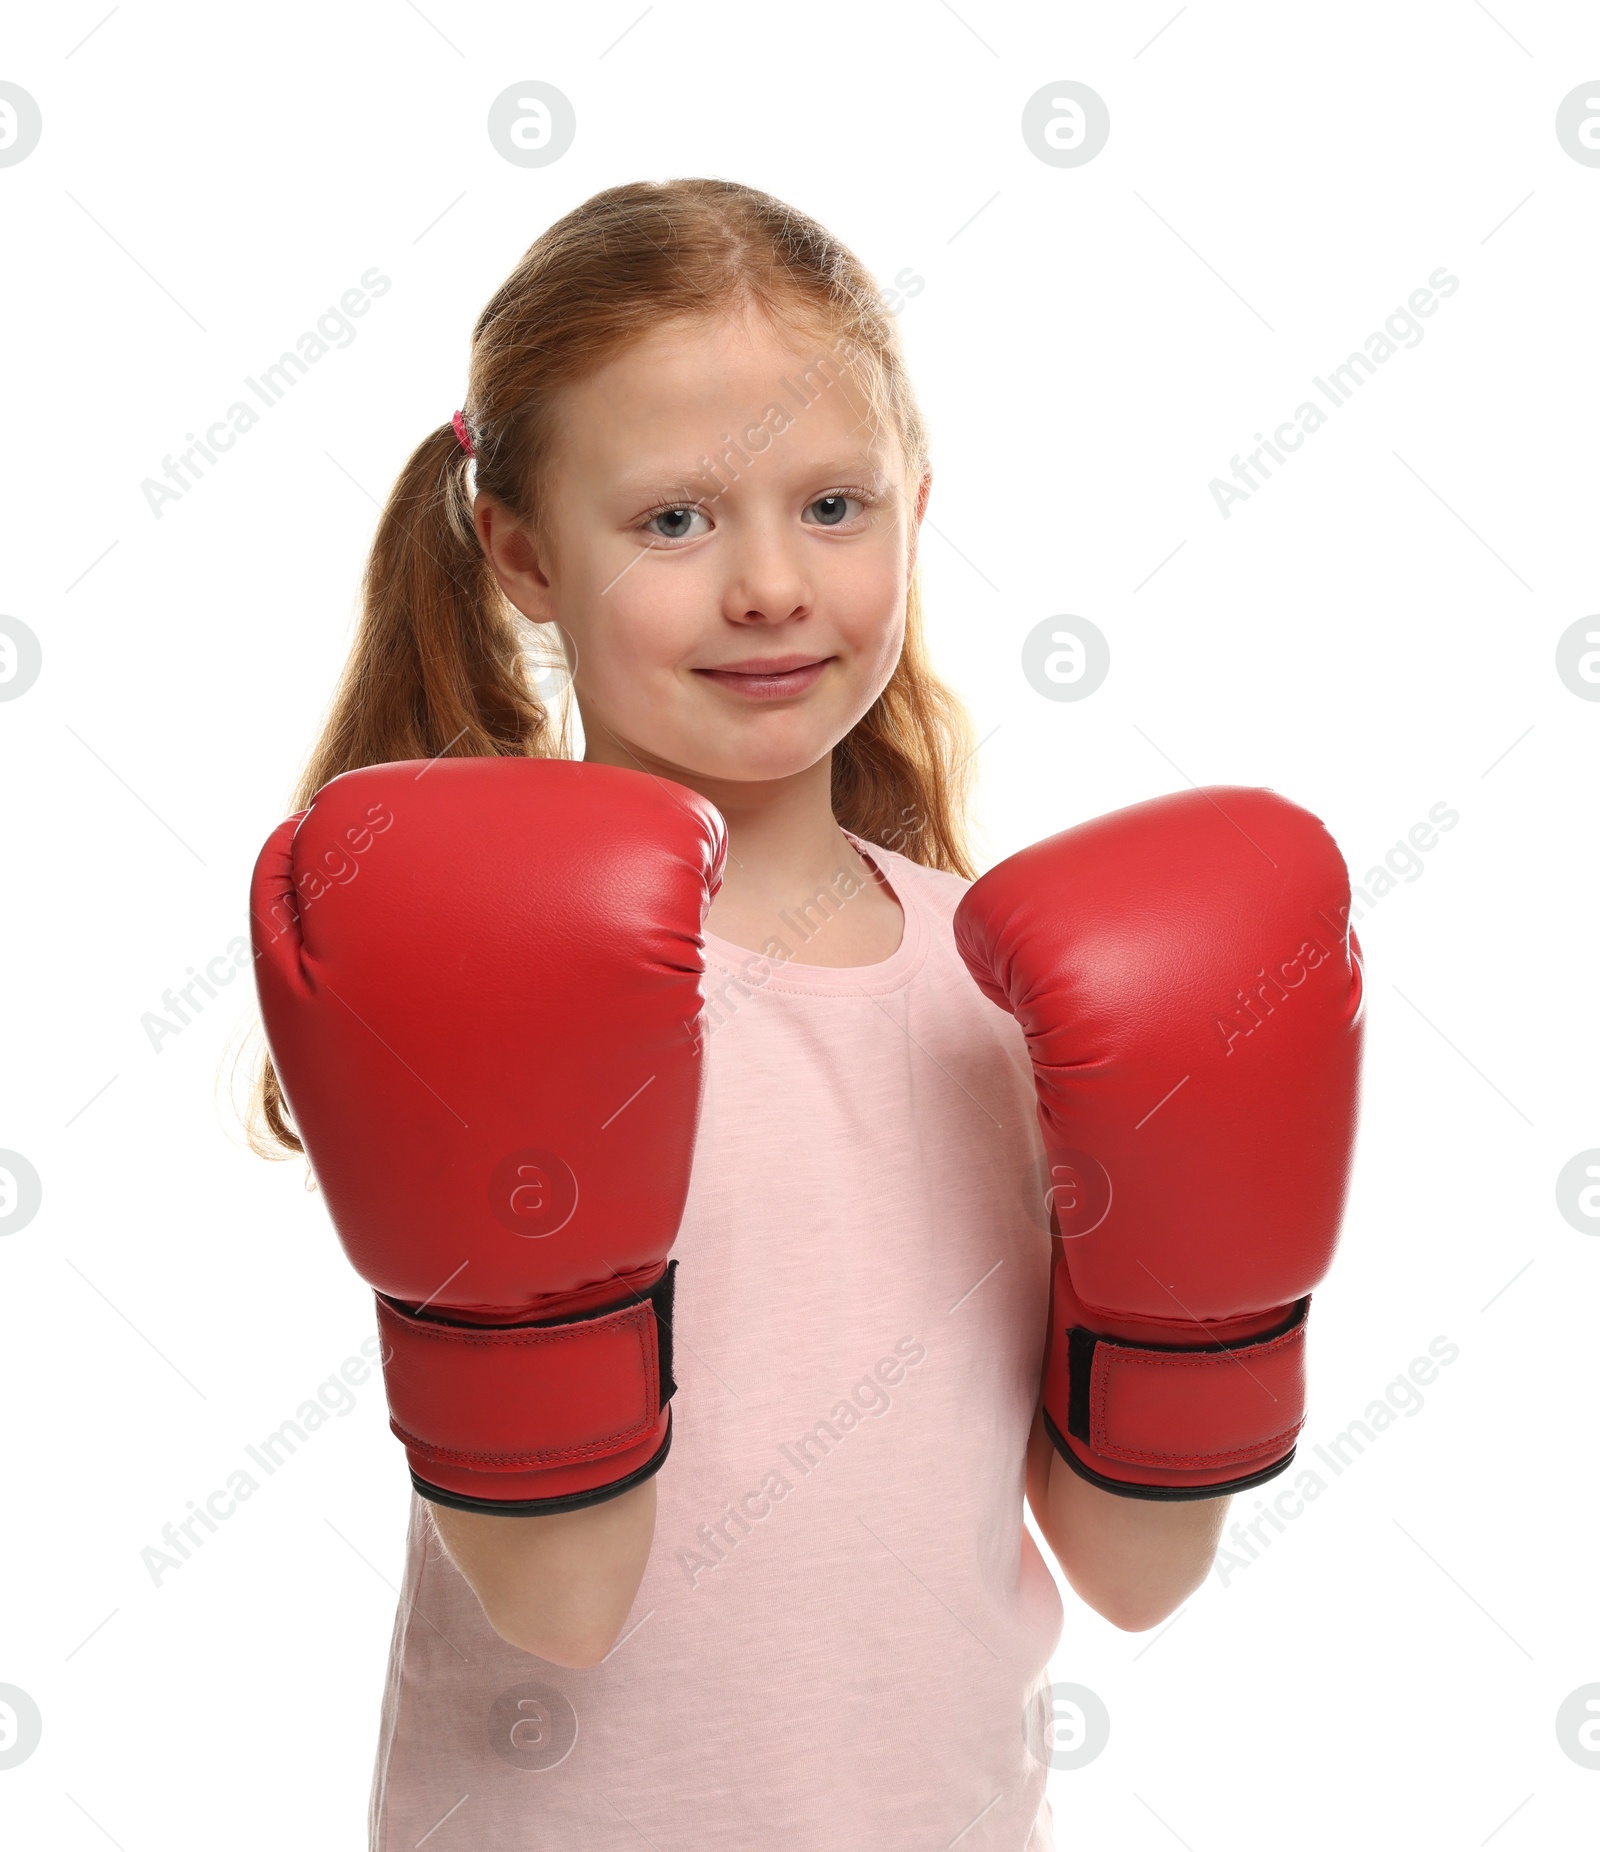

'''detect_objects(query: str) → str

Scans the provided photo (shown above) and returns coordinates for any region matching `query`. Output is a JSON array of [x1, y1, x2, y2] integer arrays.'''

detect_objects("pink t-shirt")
[[369, 834, 1064, 1850]]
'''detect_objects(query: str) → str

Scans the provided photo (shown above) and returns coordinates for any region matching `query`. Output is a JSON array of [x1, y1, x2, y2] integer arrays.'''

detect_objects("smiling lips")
[[694, 655, 831, 700]]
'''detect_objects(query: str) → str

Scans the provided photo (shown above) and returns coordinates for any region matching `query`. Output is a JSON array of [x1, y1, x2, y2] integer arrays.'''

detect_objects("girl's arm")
[[1025, 1406, 1230, 1633], [430, 1481, 658, 1666]]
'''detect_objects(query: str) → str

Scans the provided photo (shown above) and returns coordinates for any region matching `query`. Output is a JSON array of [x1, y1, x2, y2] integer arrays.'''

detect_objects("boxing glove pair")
[[251, 765, 1360, 1513]]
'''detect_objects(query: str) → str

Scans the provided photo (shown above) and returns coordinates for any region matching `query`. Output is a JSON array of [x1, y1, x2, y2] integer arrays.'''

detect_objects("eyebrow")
[[799, 459, 894, 481], [611, 475, 705, 506]]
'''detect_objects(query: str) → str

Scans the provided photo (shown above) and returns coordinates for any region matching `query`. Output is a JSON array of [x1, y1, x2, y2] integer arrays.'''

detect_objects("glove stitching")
[[389, 1411, 661, 1470]]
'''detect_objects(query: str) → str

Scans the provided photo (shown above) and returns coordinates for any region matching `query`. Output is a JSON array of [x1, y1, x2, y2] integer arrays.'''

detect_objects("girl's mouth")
[[693, 656, 831, 700]]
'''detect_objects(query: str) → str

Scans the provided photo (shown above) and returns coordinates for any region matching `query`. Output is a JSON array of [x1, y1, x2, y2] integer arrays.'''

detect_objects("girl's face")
[[482, 307, 926, 786]]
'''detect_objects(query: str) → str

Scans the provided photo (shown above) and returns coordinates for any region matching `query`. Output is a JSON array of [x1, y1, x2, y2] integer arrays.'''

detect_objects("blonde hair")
[[248, 178, 976, 1157]]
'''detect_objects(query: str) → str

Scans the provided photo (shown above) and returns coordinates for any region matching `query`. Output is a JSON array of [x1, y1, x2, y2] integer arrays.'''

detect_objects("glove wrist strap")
[[374, 1259, 679, 1514], [1044, 1295, 1309, 1500]]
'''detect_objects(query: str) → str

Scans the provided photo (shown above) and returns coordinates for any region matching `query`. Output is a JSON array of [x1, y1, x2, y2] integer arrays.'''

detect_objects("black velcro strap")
[[651, 1258, 678, 1408]]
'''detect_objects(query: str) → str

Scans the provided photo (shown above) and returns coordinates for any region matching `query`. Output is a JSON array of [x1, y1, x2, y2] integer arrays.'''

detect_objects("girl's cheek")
[[833, 560, 896, 629], [592, 598, 693, 678]]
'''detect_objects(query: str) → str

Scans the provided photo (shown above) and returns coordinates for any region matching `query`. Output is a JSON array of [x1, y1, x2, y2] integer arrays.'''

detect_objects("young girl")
[[251, 179, 1251, 1850]]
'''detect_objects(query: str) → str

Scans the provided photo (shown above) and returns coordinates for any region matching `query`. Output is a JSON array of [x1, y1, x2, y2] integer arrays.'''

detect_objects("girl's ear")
[[906, 468, 933, 577], [475, 494, 557, 625]]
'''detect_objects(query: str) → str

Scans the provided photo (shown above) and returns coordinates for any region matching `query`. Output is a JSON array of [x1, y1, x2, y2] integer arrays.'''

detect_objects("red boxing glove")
[[250, 758, 725, 1514], [955, 787, 1363, 1499]]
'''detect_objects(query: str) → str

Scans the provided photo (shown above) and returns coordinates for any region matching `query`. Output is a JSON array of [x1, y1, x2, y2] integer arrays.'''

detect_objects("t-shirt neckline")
[[699, 829, 928, 997]]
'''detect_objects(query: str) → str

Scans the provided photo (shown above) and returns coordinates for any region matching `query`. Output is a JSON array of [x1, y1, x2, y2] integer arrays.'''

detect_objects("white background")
[[2, 2, 1597, 1846]]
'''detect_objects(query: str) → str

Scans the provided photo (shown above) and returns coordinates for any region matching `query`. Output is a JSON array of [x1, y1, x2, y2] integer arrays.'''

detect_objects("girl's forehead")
[[584, 307, 850, 388], [554, 322, 901, 472]]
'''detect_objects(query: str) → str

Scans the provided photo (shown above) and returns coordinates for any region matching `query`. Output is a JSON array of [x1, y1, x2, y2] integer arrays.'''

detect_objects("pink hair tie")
[[451, 409, 476, 458]]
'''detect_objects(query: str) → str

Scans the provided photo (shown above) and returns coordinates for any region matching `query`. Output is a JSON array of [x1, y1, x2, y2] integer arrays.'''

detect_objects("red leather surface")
[[250, 757, 725, 1504], [955, 785, 1364, 1492], [1086, 1318, 1307, 1470], [376, 1289, 665, 1467]]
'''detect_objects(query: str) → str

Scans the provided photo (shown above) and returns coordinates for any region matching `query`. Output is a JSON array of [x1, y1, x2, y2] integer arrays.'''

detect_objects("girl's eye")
[[646, 506, 710, 542], [805, 493, 864, 528]]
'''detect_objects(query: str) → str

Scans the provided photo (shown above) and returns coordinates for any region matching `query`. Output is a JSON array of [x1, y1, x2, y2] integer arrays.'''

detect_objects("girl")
[[251, 178, 1229, 1851]]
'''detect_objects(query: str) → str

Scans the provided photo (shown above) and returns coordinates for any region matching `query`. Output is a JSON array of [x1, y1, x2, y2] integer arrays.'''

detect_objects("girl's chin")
[[591, 701, 866, 785], [645, 729, 841, 782]]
